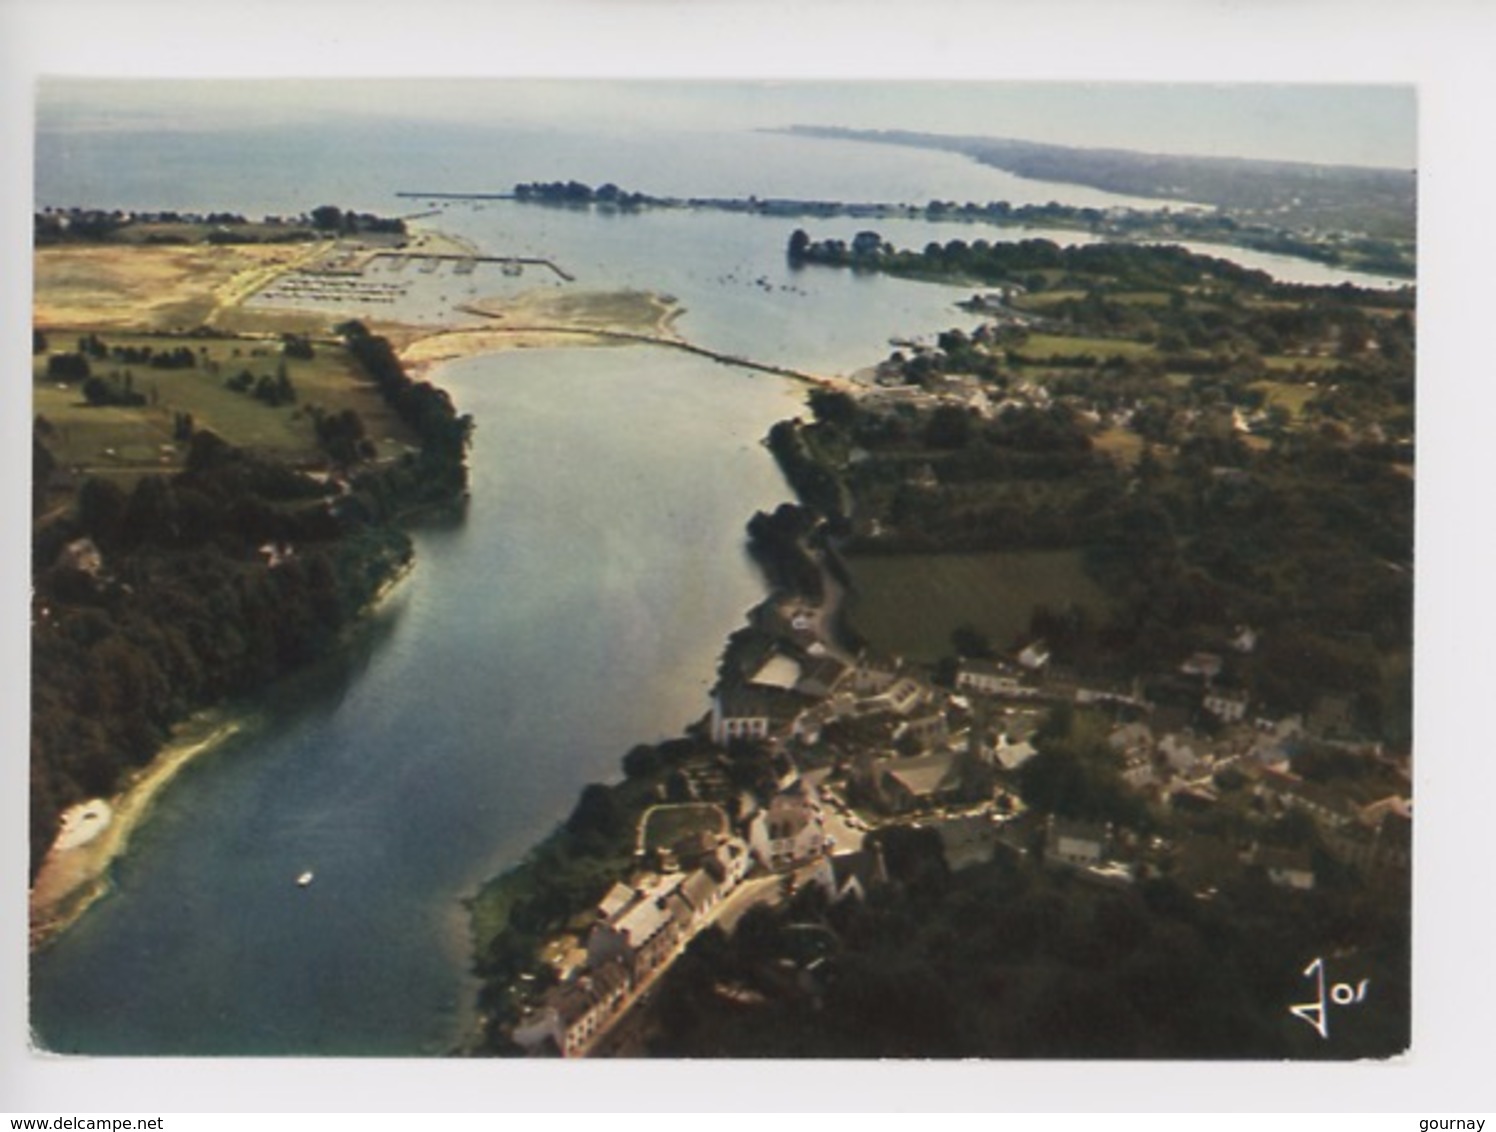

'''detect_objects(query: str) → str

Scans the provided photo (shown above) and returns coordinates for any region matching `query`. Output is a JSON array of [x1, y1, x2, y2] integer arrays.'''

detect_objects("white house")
[[1159, 733, 1202, 775], [1046, 817, 1109, 868], [866, 675, 927, 716], [512, 958, 632, 1058], [992, 734, 1038, 772], [1255, 846, 1316, 891], [1180, 652, 1224, 681], [1230, 625, 1259, 654], [747, 652, 803, 690], [807, 846, 889, 903], [710, 684, 802, 745], [956, 659, 1026, 697], [845, 652, 901, 696], [893, 711, 950, 752], [58, 537, 104, 577], [585, 873, 686, 980], [1203, 687, 1249, 723], [708, 836, 752, 887], [1120, 754, 1156, 790], [1017, 641, 1051, 671], [747, 782, 826, 871]]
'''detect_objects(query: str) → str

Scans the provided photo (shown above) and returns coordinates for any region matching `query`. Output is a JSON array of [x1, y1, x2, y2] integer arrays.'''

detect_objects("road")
[[802, 768, 872, 854]]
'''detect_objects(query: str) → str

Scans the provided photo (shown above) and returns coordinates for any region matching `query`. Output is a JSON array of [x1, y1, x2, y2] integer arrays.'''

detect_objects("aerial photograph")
[[26, 77, 1415, 1063]]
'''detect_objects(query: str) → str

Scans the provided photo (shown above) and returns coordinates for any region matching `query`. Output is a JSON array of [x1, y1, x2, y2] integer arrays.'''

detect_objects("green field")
[[1009, 289, 1087, 310], [1017, 333, 1158, 360], [1262, 354, 1343, 374], [34, 333, 418, 491], [1250, 378, 1320, 418], [845, 549, 1112, 661], [639, 803, 728, 854]]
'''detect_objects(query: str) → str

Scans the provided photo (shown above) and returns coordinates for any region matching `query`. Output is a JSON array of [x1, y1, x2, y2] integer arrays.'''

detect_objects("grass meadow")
[[34, 333, 418, 493], [844, 549, 1112, 661]]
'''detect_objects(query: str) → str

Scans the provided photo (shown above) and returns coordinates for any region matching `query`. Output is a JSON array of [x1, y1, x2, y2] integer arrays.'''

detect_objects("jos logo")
[[1289, 956, 1370, 1039]]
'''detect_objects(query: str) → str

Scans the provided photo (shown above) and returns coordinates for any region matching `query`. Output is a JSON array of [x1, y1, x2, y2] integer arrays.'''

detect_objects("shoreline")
[[28, 715, 243, 951], [28, 220, 516, 959], [28, 549, 418, 954], [393, 292, 852, 392]]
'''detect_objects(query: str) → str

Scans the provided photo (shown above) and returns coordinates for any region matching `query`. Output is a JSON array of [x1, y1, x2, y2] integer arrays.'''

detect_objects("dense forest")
[[645, 823, 1409, 1059], [33, 204, 406, 246], [791, 229, 1418, 303]]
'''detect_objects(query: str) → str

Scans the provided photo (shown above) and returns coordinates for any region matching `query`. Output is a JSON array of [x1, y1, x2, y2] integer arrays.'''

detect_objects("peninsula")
[[29, 207, 478, 940]]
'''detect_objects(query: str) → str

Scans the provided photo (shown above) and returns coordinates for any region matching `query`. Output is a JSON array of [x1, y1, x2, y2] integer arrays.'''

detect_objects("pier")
[[397, 191, 514, 201], [369, 252, 574, 282]]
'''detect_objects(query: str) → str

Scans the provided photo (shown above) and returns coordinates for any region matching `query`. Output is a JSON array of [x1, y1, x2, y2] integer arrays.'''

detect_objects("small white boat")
[[296, 871, 315, 888]]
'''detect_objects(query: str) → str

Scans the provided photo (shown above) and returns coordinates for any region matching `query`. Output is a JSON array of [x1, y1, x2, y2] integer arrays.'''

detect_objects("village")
[[498, 236, 1414, 1057], [504, 552, 1412, 1056]]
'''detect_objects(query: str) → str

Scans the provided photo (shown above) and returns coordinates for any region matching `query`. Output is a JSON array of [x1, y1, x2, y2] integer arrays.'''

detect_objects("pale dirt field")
[[36, 237, 682, 371], [395, 287, 684, 375], [34, 241, 333, 332]]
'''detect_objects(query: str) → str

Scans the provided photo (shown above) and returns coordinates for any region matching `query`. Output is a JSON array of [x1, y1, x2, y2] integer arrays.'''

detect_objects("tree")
[[33, 434, 56, 516], [951, 624, 993, 658], [310, 205, 344, 232], [82, 375, 143, 407], [808, 389, 857, 429], [282, 333, 315, 360], [787, 229, 810, 262], [77, 477, 128, 544], [47, 353, 91, 382], [565, 783, 621, 843], [925, 405, 974, 449], [621, 743, 661, 780]]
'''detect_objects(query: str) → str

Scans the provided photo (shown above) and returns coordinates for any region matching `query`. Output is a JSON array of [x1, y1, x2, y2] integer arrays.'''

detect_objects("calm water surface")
[[30, 349, 805, 1054]]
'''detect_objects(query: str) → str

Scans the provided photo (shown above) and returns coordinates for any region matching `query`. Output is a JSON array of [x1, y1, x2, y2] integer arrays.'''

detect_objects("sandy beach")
[[29, 717, 241, 950], [28, 550, 418, 953], [395, 287, 686, 378]]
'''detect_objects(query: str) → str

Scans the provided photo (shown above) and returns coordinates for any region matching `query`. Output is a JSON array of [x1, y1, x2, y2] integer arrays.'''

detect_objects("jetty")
[[397, 191, 513, 202], [369, 252, 574, 282]]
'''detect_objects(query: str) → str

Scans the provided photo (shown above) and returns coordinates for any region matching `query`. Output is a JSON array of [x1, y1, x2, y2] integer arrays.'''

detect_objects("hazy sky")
[[37, 79, 1416, 171]]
